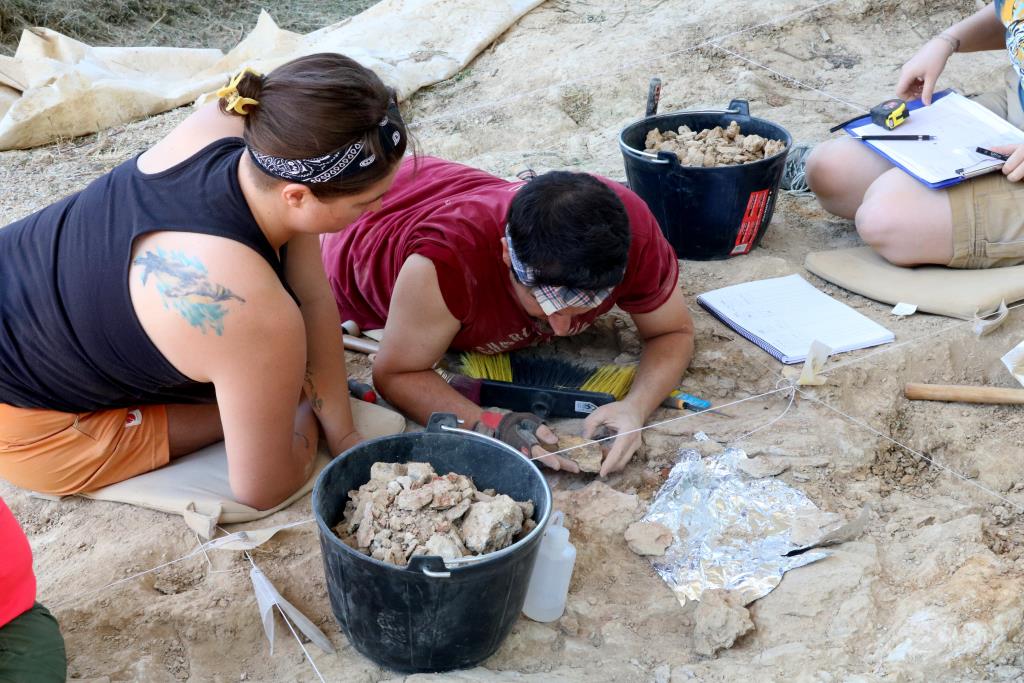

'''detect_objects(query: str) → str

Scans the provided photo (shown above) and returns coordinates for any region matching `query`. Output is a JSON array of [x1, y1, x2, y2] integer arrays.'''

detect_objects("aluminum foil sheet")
[[643, 443, 829, 607]]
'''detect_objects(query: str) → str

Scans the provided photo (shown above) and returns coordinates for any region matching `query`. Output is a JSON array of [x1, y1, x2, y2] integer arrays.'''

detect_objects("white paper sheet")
[[851, 92, 1024, 185], [697, 274, 894, 364]]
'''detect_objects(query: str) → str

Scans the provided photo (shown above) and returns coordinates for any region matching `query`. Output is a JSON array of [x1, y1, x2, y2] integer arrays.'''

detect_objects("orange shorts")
[[0, 403, 170, 496]]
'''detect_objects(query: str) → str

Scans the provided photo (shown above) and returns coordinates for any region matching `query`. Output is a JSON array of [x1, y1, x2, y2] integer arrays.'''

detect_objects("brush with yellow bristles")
[[441, 351, 637, 419], [580, 364, 636, 400]]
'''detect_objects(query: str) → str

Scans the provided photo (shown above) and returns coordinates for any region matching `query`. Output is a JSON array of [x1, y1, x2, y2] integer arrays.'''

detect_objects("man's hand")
[[989, 144, 1024, 182], [476, 410, 580, 473], [582, 401, 645, 477]]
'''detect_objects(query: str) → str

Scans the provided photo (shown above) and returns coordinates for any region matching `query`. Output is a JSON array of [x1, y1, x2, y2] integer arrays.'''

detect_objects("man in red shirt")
[[322, 157, 694, 476], [0, 497, 67, 682]]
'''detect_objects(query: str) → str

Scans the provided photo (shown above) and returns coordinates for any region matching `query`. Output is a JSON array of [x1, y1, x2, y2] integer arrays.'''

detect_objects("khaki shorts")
[[947, 67, 1024, 268], [0, 403, 169, 496]]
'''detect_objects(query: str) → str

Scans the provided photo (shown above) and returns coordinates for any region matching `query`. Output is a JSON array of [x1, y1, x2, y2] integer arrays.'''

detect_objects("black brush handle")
[[478, 380, 615, 419]]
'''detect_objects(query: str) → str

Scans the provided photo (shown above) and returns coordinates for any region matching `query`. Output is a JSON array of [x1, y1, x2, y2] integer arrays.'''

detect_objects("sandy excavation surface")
[[3, 0, 1024, 680]]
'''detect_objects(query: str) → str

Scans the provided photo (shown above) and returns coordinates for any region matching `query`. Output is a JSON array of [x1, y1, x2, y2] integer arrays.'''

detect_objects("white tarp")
[[0, 0, 543, 150]]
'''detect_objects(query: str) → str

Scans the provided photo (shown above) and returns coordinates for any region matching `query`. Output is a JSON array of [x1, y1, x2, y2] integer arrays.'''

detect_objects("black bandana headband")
[[248, 99, 404, 184]]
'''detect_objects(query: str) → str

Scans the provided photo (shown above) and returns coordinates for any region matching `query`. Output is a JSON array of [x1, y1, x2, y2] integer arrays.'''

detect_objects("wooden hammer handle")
[[904, 383, 1024, 405]]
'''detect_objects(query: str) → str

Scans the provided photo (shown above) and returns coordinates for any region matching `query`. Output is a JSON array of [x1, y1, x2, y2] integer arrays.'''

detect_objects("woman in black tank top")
[[0, 54, 409, 511]]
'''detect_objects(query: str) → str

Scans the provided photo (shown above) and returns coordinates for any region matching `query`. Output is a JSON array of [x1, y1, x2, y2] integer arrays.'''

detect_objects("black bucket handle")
[[429, 412, 535, 462], [426, 412, 460, 432], [402, 413, 554, 578], [408, 555, 452, 578], [727, 99, 751, 118]]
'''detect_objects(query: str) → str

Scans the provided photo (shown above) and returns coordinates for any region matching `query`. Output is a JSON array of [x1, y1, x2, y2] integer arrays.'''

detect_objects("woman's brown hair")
[[220, 53, 408, 198]]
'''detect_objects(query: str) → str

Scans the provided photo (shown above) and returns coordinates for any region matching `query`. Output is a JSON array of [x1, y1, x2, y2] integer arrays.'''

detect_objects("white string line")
[[679, 36, 1024, 512], [194, 531, 252, 575], [49, 518, 316, 611], [531, 383, 796, 460], [196, 531, 213, 568], [408, 0, 846, 129], [47, 306, 1024, 610], [695, 28, 1024, 377], [277, 605, 326, 683], [538, 299, 1024, 508], [731, 379, 798, 444], [403, 0, 1023, 484], [708, 43, 866, 111], [49, 548, 206, 611], [695, 302, 1023, 511], [243, 550, 327, 683], [796, 388, 1024, 512], [821, 301, 1024, 378]]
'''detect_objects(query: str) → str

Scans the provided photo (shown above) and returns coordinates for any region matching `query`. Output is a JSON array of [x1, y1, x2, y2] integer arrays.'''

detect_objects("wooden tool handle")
[[904, 383, 1024, 405], [343, 334, 379, 355]]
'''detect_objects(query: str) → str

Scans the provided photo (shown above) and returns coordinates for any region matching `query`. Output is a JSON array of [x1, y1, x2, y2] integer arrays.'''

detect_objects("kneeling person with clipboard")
[[803, 1, 1024, 270]]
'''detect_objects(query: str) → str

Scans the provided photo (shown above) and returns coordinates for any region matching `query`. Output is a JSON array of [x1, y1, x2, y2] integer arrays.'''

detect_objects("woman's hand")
[[895, 37, 956, 105], [990, 144, 1024, 182]]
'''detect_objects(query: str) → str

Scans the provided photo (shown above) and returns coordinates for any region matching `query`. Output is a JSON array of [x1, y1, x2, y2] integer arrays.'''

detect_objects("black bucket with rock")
[[619, 99, 791, 260], [312, 413, 552, 673]]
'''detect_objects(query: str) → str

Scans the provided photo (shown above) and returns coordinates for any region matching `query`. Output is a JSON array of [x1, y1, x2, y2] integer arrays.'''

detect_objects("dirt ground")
[[3, 0, 1024, 680]]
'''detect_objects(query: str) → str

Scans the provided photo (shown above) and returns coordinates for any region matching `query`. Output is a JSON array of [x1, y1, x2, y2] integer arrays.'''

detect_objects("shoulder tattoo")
[[134, 247, 246, 336]]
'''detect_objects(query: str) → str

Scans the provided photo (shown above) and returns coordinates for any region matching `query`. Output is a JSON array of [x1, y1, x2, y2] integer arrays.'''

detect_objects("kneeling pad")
[[79, 398, 407, 538], [805, 247, 1024, 320]]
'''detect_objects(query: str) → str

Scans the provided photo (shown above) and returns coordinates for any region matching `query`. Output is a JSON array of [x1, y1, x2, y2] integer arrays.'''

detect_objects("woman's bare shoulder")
[[128, 231, 301, 382], [137, 103, 245, 175]]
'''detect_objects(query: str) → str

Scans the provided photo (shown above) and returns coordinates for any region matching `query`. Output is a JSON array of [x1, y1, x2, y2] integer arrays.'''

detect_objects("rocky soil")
[[643, 121, 787, 167], [2, 0, 1024, 681], [334, 461, 534, 565]]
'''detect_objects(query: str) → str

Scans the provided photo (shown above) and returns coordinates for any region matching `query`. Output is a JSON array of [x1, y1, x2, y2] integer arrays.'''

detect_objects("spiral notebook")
[[697, 274, 894, 364], [842, 90, 1024, 189]]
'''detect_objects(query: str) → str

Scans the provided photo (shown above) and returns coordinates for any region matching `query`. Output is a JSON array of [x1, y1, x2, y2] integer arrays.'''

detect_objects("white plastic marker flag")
[[797, 340, 832, 386], [249, 566, 335, 656], [1002, 339, 1024, 388], [206, 519, 313, 552], [974, 300, 1009, 337]]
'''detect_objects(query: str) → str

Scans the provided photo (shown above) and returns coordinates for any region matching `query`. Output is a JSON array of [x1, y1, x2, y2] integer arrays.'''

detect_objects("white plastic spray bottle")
[[522, 511, 576, 622]]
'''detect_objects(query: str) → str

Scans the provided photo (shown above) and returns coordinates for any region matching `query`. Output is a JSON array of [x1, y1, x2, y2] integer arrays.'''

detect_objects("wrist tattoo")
[[303, 363, 325, 414], [935, 33, 960, 55]]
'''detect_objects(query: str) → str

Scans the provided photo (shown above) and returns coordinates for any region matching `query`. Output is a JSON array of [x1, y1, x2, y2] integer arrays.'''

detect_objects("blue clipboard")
[[840, 89, 988, 189]]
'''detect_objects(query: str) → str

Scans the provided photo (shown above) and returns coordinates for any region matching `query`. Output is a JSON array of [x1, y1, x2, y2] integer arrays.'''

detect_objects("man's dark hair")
[[506, 172, 631, 289]]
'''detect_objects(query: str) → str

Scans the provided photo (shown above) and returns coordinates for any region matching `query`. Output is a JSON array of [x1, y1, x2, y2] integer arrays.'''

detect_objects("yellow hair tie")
[[216, 66, 262, 115]]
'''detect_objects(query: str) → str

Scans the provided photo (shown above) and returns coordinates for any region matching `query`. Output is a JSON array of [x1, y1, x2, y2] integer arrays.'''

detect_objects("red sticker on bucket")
[[731, 189, 771, 256]]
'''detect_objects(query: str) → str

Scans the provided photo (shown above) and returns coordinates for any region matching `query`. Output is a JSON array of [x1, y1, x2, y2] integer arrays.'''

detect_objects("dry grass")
[[0, 0, 378, 54]]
